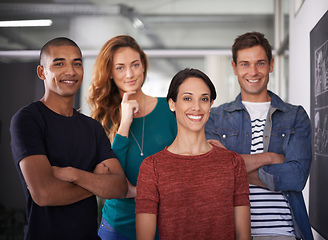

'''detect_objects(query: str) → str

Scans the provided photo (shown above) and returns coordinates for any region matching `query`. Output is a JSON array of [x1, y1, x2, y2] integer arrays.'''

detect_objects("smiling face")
[[169, 77, 213, 134], [110, 47, 145, 96], [37, 45, 83, 100], [232, 45, 274, 102]]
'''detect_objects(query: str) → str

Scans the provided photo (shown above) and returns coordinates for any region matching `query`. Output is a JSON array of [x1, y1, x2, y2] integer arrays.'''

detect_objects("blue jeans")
[[98, 218, 129, 240]]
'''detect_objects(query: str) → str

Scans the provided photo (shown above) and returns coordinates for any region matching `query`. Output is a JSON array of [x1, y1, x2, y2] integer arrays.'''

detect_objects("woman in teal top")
[[88, 35, 177, 240]]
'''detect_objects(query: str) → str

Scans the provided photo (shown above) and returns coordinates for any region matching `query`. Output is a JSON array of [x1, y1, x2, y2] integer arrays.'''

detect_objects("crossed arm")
[[241, 152, 284, 187], [19, 155, 128, 207], [211, 138, 312, 191], [209, 139, 285, 188], [210, 139, 310, 191]]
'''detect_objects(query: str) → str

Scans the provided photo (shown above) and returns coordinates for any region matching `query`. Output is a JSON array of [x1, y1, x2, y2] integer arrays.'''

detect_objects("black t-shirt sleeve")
[[94, 120, 116, 163], [10, 105, 46, 165]]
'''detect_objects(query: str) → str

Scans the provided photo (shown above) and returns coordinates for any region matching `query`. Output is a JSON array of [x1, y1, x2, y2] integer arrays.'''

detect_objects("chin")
[[186, 125, 205, 133], [123, 86, 140, 92], [60, 91, 78, 97]]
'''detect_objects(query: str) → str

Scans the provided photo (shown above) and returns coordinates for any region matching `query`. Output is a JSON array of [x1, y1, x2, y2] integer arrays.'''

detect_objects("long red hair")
[[87, 35, 148, 142]]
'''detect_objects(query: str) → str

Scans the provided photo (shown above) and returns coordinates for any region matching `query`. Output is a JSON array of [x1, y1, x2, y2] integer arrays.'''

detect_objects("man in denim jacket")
[[205, 32, 313, 240]]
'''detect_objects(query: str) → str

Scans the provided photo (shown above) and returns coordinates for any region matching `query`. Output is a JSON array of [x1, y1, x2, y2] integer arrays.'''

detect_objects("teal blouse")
[[102, 97, 177, 240]]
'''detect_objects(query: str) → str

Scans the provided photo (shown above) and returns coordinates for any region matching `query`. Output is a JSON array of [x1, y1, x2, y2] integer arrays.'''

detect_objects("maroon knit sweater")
[[135, 145, 250, 240]]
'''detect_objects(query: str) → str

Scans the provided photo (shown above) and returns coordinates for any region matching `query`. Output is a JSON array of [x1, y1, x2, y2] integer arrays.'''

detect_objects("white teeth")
[[248, 79, 260, 83], [62, 80, 76, 83], [187, 115, 201, 120]]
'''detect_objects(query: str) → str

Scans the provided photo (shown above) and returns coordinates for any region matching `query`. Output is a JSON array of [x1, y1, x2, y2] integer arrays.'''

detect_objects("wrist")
[[126, 185, 137, 198], [69, 167, 80, 183], [262, 152, 273, 165], [117, 122, 132, 137]]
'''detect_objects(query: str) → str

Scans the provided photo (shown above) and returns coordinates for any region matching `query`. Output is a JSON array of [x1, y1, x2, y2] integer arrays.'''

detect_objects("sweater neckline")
[[163, 144, 216, 159]]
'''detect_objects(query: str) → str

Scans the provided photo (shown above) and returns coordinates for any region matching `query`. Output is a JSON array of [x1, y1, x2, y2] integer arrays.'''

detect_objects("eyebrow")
[[53, 58, 65, 62], [53, 57, 82, 62], [115, 59, 140, 65], [238, 59, 267, 64], [182, 92, 210, 96]]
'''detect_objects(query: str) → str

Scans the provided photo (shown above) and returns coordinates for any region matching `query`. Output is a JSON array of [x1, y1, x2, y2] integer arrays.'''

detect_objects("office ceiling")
[[0, 0, 275, 55]]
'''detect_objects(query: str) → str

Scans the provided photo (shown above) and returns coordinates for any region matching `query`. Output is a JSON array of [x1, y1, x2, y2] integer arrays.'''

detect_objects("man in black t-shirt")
[[10, 37, 128, 240]]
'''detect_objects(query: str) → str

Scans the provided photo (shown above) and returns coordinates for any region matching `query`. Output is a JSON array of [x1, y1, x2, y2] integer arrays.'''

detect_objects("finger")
[[133, 103, 140, 115], [123, 99, 139, 115], [122, 100, 139, 113], [122, 91, 137, 102]]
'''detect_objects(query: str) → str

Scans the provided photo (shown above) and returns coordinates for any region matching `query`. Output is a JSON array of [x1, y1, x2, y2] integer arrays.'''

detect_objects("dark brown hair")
[[232, 31, 272, 64], [167, 68, 216, 103]]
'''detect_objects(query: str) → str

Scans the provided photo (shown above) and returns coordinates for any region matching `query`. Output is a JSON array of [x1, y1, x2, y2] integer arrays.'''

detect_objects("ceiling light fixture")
[[0, 19, 53, 27]]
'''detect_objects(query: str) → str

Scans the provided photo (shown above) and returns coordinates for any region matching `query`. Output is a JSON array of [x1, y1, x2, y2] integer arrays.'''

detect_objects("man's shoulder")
[[15, 101, 41, 113], [211, 102, 231, 110], [74, 111, 107, 137], [11, 101, 43, 123], [75, 110, 93, 120], [75, 110, 103, 126], [210, 100, 237, 115], [269, 91, 307, 115]]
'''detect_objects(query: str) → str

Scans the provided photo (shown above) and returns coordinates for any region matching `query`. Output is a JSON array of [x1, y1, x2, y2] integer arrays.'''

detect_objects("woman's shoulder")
[[211, 144, 238, 157], [157, 97, 167, 102], [149, 147, 168, 159], [141, 148, 168, 166], [154, 97, 170, 110], [147, 97, 169, 115], [211, 145, 245, 165]]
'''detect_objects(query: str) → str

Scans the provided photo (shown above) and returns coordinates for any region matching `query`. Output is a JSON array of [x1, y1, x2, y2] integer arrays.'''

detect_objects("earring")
[[171, 108, 174, 112]]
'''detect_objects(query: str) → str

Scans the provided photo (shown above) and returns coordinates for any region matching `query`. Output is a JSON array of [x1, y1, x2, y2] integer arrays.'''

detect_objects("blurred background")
[[0, 0, 326, 239], [0, 0, 290, 110]]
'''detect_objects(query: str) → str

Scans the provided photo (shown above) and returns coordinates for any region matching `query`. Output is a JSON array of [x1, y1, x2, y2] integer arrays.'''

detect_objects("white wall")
[[289, 1, 328, 239], [289, 0, 328, 110]]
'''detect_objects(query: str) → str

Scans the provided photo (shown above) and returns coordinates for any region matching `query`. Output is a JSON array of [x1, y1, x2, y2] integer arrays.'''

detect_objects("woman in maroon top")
[[135, 68, 251, 240]]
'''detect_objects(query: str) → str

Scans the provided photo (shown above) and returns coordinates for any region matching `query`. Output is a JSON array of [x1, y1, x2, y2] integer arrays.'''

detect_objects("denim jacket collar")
[[224, 90, 292, 113]]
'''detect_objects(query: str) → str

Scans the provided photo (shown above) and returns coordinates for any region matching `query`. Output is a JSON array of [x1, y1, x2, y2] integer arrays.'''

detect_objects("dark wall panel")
[[0, 61, 42, 212], [309, 10, 328, 239]]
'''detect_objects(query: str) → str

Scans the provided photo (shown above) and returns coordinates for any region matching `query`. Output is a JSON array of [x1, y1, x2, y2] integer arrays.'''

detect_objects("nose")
[[192, 101, 200, 111], [249, 64, 259, 75], [65, 64, 76, 76], [126, 67, 134, 78]]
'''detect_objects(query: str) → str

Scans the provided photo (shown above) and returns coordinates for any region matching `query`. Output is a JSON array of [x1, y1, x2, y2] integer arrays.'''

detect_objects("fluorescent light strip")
[[0, 19, 53, 27]]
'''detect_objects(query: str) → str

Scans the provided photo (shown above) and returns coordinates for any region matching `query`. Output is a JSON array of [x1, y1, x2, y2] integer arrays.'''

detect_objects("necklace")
[[129, 96, 146, 157], [129, 116, 145, 156]]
